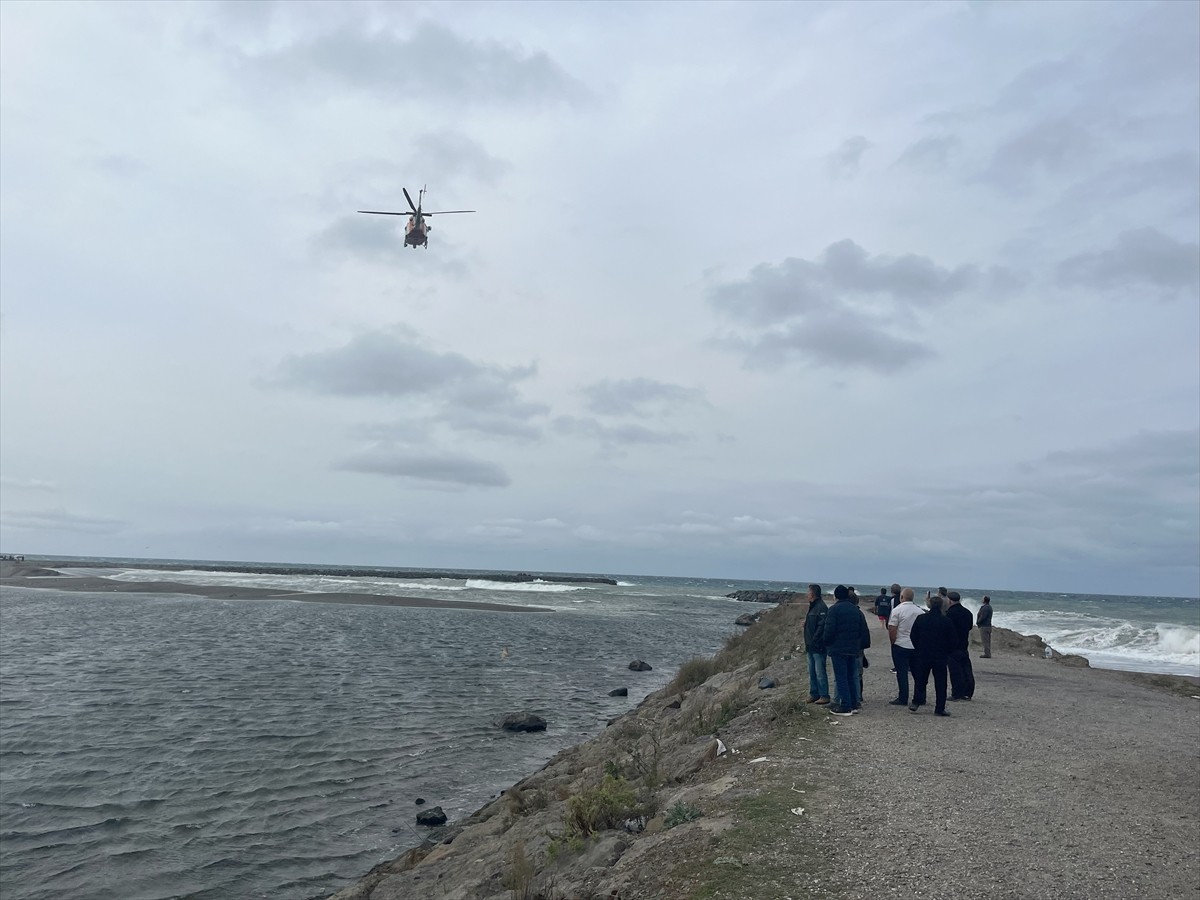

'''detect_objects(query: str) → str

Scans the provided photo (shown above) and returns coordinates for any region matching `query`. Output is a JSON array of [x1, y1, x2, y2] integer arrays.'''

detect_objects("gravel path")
[[808, 616, 1200, 900]]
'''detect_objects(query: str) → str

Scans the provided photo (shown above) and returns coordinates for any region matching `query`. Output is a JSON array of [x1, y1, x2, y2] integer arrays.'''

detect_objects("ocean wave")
[[997, 611, 1200, 675], [463, 579, 586, 593]]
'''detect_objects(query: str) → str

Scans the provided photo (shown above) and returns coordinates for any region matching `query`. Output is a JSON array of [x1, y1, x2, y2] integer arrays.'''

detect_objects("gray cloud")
[[335, 447, 510, 488], [275, 328, 549, 441], [0, 476, 58, 491], [980, 116, 1094, 189], [553, 416, 687, 446], [827, 135, 872, 179], [243, 22, 589, 106], [408, 131, 509, 187], [278, 327, 541, 403], [894, 135, 961, 172], [2, 507, 125, 534], [1057, 228, 1200, 296], [708, 240, 1009, 370], [1056, 153, 1200, 220], [717, 313, 929, 372], [1044, 430, 1200, 481], [580, 377, 706, 416]]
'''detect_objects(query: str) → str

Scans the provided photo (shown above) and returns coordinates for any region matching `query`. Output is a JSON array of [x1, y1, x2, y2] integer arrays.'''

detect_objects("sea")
[[1, 556, 1196, 900]]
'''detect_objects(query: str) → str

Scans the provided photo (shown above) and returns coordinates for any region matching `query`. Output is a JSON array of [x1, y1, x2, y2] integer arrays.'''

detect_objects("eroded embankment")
[[326, 600, 1200, 900]]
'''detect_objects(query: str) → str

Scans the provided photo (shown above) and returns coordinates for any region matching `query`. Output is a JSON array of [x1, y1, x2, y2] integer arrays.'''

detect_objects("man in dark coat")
[[803, 584, 831, 705], [945, 591, 975, 700], [909, 594, 957, 716], [820, 584, 871, 716]]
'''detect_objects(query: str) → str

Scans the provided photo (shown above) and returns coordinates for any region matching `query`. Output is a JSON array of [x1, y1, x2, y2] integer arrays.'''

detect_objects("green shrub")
[[664, 801, 703, 828], [565, 774, 639, 836]]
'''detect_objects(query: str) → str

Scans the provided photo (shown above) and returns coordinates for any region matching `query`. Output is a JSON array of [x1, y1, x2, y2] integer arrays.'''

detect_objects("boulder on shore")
[[609, 687, 629, 696], [416, 806, 447, 827], [498, 712, 547, 732], [628, 660, 653, 671], [735, 613, 760, 627]]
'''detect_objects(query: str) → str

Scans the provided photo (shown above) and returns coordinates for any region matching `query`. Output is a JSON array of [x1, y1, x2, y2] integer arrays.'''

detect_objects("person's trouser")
[[830, 654, 860, 710], [806, 651, 829, 700], [891, 644, 914, 703], [948, 648, 975, 698], [911, 656, 948, 713], [979, 626, 992, 657]]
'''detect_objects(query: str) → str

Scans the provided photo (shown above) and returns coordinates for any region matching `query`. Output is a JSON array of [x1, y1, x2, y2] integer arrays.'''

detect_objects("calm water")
[[1, 560, 1196, 899]]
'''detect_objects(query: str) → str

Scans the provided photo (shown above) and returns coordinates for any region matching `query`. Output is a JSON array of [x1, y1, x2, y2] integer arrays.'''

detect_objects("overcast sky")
[[2, 0, 1197, 596]]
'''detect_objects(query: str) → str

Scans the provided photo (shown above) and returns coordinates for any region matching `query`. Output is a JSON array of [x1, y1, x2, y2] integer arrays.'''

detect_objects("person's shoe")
[[935, 710, 951, 717], [889, 668, 897, 673], [805, 697, 820, 704], [849, 708, 860, 715], [908, 703, 919, 712], [888, 698, 907, 706], [948, 697, 962, 702], [814, 698, 830, 705], [980, 654, 991, 659], [964, 696, 973, 701], [827, 706, 853, 716]]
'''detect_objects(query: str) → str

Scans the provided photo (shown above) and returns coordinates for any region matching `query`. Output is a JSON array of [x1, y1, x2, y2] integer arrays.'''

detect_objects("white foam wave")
[[463, 579, 586, 593], [106, 569, 468, 594], [997, 610, 1200, 676]]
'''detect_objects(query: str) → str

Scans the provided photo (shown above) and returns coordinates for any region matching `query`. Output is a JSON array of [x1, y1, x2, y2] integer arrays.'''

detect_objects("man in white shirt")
[[886, 587, 924, 707]]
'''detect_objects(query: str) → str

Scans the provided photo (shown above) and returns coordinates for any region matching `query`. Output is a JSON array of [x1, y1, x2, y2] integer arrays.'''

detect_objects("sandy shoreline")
[[324, 600, 1200, 900], [0, 566, 552, 613]]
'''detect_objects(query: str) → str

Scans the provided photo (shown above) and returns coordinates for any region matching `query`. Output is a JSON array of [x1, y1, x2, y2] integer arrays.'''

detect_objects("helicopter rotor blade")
[[403, 188, 418, 213], [357, 210, 409, 216], [423, 210, 476, 215]]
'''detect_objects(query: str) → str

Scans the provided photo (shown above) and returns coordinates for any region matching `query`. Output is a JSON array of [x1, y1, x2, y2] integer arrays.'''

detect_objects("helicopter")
[[357, 186, 474, 249]]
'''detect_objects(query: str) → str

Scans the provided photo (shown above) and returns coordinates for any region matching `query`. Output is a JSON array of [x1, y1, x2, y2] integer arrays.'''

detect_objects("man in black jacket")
[[909, 595, 957, 716], [945, 591, 975, 700], [821, 584, 871, 716], [803, 584, 831, 705]]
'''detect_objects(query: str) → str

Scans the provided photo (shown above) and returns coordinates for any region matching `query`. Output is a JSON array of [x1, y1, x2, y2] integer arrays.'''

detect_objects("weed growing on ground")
[[666, 656, 720, 694], [664, 801, 703, 828], [565, 774, 639, 837], [502, 839, 536, 899]]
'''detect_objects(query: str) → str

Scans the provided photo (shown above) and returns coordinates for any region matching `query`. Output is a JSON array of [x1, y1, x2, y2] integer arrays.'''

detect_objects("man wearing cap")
[[945, 591, 975, 700], [886, 587, 923, 707], [820, 584, 871, 716]]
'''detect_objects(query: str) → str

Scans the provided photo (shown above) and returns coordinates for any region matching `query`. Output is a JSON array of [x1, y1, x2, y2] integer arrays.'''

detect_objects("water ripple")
[[0, 579, 737, 900]]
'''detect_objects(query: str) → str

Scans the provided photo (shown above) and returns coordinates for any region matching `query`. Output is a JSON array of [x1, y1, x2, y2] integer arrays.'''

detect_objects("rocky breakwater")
[[725, 590, 801, 603]]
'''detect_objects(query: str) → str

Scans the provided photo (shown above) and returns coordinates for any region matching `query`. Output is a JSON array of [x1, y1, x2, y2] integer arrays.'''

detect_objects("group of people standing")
[[803, 582, 994, 718]]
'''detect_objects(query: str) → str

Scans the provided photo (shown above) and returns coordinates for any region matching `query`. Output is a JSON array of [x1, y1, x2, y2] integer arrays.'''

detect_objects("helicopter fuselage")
[[404, 216, 429, 248]]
